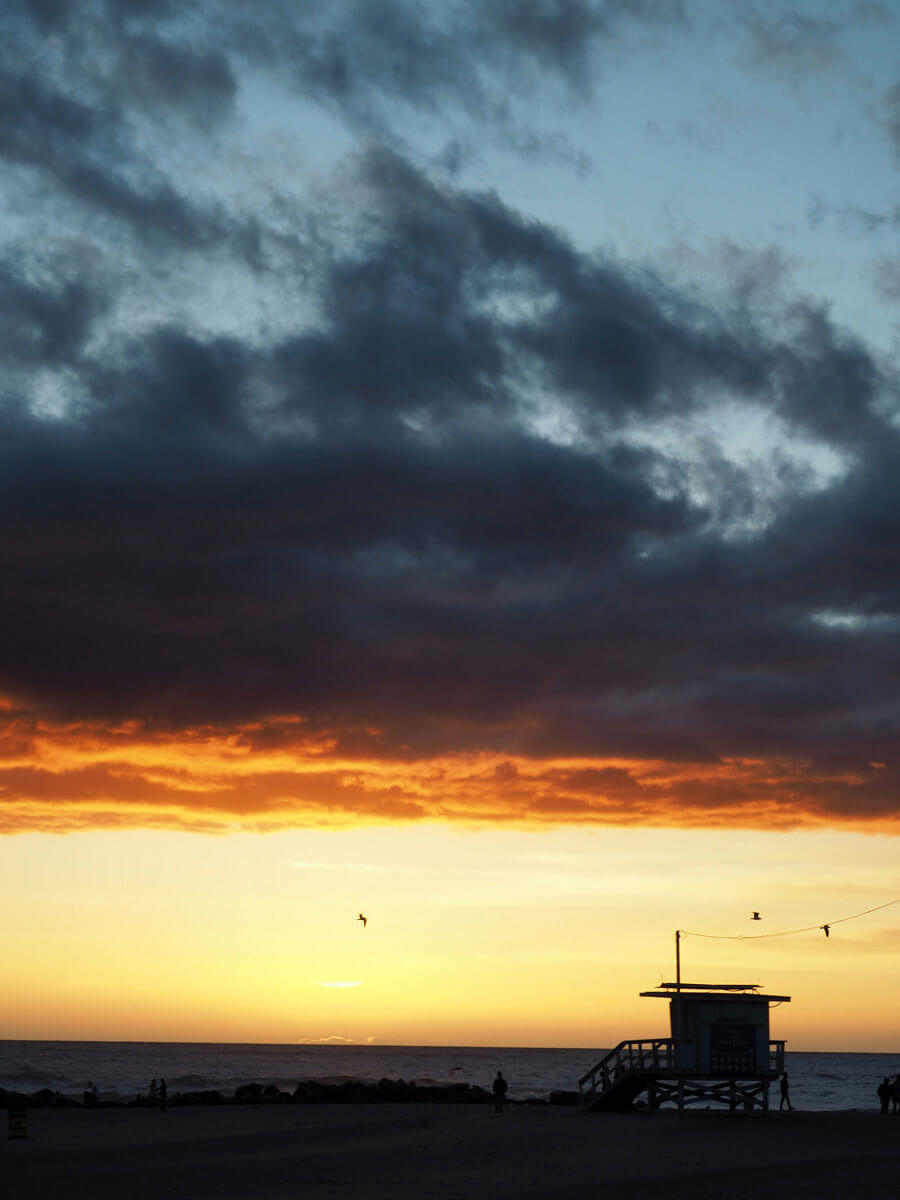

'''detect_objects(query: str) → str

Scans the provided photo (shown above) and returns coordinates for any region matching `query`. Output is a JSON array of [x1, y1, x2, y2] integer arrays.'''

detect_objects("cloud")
[[882, 79, 900, 158], [298, 1033, 376, 1043], [0, 147, 899, 832], [230, 0, 688, 123], [0, 3, 899, 836], [2, 705, 899, 835], [739, 11, 845, 77], [291, 861, 410, 873]]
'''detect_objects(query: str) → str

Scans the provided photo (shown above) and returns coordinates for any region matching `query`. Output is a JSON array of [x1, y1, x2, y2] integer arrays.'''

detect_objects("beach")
[[5, 1103, 900, 1200]]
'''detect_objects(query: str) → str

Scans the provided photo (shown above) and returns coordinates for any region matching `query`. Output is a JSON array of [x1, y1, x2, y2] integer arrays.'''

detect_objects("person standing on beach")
[[878, 1078, 891, 1114], [159, 1078, 168, 1112], [492, 1071, 508, 1113], [779, 1072, 792, 1112], [891, 1075, 900, 1114]]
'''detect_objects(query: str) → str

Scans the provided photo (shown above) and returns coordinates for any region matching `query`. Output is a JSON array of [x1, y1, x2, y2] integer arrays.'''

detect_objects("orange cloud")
[[0, 697, 897, 836]]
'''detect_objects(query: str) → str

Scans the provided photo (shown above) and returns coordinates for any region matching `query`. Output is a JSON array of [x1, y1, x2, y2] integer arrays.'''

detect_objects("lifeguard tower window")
[[710, 1022, 755, 1074]]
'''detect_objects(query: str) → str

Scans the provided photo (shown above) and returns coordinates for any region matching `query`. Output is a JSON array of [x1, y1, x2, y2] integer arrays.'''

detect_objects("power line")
[[680, 896, 900, 942]]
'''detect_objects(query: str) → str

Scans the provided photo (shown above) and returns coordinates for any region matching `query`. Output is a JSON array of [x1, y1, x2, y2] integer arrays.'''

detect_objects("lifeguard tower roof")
[[640, 981, 791, 1002]]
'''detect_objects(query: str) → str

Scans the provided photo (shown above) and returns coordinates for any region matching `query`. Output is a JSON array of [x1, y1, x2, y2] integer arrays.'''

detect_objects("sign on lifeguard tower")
[[578, 979, 790, 1113]]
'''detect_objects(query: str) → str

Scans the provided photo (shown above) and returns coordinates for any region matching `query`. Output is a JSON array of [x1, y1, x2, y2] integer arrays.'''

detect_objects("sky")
[[2, 0, 900, 1051]]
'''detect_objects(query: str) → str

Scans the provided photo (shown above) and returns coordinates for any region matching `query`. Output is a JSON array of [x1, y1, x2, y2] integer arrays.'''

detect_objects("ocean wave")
[[0, 1043, 892, 1111]]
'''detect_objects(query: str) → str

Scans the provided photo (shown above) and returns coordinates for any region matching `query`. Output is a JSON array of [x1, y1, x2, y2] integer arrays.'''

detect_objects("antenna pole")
[[675, 929, 681, 992]]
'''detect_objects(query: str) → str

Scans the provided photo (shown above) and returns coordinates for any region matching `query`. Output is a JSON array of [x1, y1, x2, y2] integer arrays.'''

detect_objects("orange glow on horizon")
[[0, 697, 896, 836]]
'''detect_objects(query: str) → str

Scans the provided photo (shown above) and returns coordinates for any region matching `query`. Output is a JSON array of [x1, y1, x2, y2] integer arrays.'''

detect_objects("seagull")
[[358, 913, 367, 928], [751, 912, 761, 921], [822, 924, 830, 938]]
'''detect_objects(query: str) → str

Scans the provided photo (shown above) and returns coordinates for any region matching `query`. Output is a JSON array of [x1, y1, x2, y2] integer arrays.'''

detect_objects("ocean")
[[2, 1042, 897, 1111]]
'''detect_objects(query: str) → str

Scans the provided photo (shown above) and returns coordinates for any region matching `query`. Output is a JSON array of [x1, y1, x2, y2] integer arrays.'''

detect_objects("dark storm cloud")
[[480, 0, 686, 94], [0, 65, 232, 251], [232, 0, 687, 119], [1, 141, 898, 794], [0, 259, 104, 367], [0, 0, 683, 256], [6, 0, 682, 151], [0, 3, 246, 256], [1, 1, 899, 829], [114, 34, 237, 123]]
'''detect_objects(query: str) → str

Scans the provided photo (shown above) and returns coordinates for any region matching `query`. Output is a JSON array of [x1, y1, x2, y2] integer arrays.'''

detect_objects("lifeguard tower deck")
[[579, 982, 790, 1113]]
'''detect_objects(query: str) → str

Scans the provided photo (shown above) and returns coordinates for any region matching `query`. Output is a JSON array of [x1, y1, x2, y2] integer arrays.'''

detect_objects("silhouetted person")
[[149, 1078, 158, 1104], [83, 1081, 98, 1107], [779, 1072, 792, 1111], [159, 1078, 168, 1112], [878, 1077, 891, 1114], [891, 1075, 900, 1115], [492, 1070, 508, 1113]]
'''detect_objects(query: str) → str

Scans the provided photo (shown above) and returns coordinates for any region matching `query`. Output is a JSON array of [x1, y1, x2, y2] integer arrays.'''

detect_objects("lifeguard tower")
[[579, 980, 790, 1113]]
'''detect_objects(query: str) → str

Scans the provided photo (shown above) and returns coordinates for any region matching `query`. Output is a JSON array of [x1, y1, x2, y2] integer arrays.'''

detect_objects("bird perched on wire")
[[751, 912, 761, 921], [358, 913, 367, 928]]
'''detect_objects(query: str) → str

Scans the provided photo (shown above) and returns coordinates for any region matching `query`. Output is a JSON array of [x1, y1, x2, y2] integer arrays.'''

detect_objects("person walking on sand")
[[492, 1070, 508, 1114], [779, 1072, 792, 1112]]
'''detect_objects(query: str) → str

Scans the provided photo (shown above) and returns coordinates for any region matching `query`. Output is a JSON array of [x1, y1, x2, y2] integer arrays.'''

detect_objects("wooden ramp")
[[579, 1040, 673, 1112]]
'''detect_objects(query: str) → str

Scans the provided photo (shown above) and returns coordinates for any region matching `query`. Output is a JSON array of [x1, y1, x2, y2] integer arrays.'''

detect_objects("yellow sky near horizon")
[[6, 822, 900, 1051]]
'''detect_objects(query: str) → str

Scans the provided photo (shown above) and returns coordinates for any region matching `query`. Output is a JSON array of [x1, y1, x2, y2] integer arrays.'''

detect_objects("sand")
[[5, 1103, 900, 1200]]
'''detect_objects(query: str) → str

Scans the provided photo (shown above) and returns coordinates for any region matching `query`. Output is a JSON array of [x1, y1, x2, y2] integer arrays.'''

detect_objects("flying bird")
[[751, 912, 761, 921], [357, 913, 367, 928], [822, 924, 830, 938]]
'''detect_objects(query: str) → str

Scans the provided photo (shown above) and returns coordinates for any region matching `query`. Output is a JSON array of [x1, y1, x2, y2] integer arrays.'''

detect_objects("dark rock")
[[173, 1090, 227, 1106]]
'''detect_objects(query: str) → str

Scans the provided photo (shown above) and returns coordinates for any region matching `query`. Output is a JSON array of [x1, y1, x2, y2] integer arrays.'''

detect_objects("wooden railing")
[[578, 1039, 678, 1105]]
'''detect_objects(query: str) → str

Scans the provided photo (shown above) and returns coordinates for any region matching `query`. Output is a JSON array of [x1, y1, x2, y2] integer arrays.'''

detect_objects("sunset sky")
[[3, 0, 900, 1051]]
